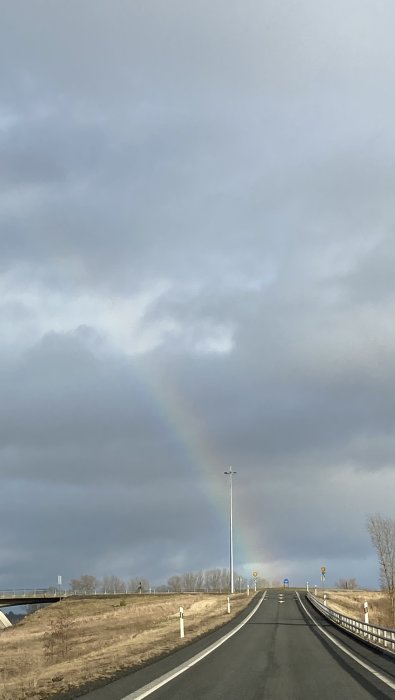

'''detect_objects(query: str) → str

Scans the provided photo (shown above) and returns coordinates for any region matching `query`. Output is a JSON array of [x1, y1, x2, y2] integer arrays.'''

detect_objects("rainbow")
[[135, 357, 264, 577]]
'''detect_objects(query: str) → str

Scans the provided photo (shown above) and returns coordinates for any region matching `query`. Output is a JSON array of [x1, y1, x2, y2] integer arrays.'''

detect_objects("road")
[[78, 590, 395, 699]]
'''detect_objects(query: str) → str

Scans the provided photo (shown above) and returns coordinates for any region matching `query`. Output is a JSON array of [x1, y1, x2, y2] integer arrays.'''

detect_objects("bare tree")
[[168, 569, 229, 592], [127, 577, 150, 593], [182, 571, 203, 591], [255, 576, 269, 590], [204, 568, 229, 591], [43, 607, 73, 661], [167, 575, 183, 592], [100, 576, 126, 594], [367, 514, 395, 624], [69, 575, 99, 594], [334, 577, 359, 590]]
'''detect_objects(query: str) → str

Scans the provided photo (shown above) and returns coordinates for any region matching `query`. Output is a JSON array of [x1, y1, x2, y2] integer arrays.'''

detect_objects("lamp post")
[[224, 466, 236, 594]]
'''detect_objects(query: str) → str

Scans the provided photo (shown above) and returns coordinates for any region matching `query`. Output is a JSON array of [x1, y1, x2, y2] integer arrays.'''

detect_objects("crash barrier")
[[307, 592, 395, 655]]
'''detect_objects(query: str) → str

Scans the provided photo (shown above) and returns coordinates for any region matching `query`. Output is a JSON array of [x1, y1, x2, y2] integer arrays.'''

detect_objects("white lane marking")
[[296, 592, 395, 691], [121, 592, 267, 700]]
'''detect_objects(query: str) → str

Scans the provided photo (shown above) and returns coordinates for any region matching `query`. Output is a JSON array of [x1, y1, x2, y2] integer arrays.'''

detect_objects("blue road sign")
[[283, 578, 289, 585]]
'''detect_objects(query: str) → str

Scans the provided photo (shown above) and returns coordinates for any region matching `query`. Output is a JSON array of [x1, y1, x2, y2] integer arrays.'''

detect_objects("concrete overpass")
[[0, 589, 63, 607], [0, 589, 159, 608]]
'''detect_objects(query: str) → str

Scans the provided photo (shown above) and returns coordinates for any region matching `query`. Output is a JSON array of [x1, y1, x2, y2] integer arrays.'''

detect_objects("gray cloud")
[[0, 0, 394, 590]]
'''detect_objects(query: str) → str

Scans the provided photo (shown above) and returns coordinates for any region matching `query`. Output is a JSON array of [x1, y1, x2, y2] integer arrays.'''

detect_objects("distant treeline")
[[60, 569, 271, 594]]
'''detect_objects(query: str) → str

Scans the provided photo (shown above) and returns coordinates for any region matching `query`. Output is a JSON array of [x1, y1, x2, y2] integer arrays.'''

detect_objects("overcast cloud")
[[1, 0, 394, 591]]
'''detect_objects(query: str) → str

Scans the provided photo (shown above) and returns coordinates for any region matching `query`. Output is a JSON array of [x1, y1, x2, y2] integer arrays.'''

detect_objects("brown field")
[[0, 593, 255, 700], [314, 589, 393, 627]]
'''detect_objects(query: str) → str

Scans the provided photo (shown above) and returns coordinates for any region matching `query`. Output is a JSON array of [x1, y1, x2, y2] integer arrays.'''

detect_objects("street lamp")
[[224, 466, 237, 594]]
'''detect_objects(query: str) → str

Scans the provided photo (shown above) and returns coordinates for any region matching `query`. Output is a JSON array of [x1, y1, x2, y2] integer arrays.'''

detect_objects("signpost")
[[283, 578, 289, 588], [320, 566, 326, 583], [252, 571, 258, 592]]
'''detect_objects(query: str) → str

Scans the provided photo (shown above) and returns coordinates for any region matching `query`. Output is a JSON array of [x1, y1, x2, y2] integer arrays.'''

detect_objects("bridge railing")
[[0, 589, 53, 599], [0, 588, 240, 600], [307, 592, 395, 655]]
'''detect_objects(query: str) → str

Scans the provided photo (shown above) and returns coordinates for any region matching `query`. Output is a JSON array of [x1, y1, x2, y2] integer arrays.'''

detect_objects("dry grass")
[[0, 593, 254, 699], [314, 589, 393, 627]]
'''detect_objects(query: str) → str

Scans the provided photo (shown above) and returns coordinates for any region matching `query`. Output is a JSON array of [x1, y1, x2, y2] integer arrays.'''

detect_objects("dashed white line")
[[121, 592, 267, 700]]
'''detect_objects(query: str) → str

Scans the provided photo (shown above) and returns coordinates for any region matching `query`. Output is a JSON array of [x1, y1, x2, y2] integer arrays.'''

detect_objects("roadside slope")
[[0, 593, 255, 700]]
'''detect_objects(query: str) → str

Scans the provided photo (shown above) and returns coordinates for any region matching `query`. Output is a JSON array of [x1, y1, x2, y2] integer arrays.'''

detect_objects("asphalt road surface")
[[78, 590, 395, 700]]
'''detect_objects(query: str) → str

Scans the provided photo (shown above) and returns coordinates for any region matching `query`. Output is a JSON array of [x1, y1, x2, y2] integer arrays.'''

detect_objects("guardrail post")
[[363, 601, 369, 625], [307, 591, 395, 651], [179, 607, 184, 638]]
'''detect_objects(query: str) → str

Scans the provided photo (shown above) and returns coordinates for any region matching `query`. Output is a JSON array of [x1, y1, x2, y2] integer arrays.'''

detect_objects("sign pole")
[[224, 467, 237, 594]]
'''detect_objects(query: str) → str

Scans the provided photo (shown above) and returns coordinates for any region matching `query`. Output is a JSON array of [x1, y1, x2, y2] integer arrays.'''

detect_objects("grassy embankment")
[[313, 589, 393, 627], [0, 592, 255, 700]]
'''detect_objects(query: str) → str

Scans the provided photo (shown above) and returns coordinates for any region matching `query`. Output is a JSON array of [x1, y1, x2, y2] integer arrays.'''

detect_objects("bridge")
[[0, 588, 231, 608], [0, 589, 64, 607], [0, 588, 176, 608]]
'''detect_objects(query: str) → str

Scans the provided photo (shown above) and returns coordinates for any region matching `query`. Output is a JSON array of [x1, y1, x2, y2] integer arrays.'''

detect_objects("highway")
[[78, 590, 395, 699]]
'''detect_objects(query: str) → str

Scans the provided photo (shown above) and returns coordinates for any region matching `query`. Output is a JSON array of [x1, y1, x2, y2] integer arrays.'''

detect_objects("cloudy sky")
[[1, 0, 394, 591]]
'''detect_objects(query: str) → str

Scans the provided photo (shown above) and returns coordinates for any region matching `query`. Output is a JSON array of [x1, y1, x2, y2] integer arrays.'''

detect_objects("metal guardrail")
[[0, 590, 132, 598], [307, 592, 395, 655], [0, 589, 53, 598], [0, 588, 246, 600]]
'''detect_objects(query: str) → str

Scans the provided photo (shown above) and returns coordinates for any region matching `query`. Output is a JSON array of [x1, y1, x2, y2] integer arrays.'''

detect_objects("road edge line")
[[121, 591, 267, 700], [296, 592, 395, 691]]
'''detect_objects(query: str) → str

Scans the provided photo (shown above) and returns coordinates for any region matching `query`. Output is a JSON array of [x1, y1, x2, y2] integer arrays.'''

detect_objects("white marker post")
[[364, 601, 369, 625], [306, 581, 309, 592], [247, 584, 250, 597], [323, 594, 327, 607], [314, 585, 317, 596], [179, 607, 184, 638], [227, 596, 231, 614]]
